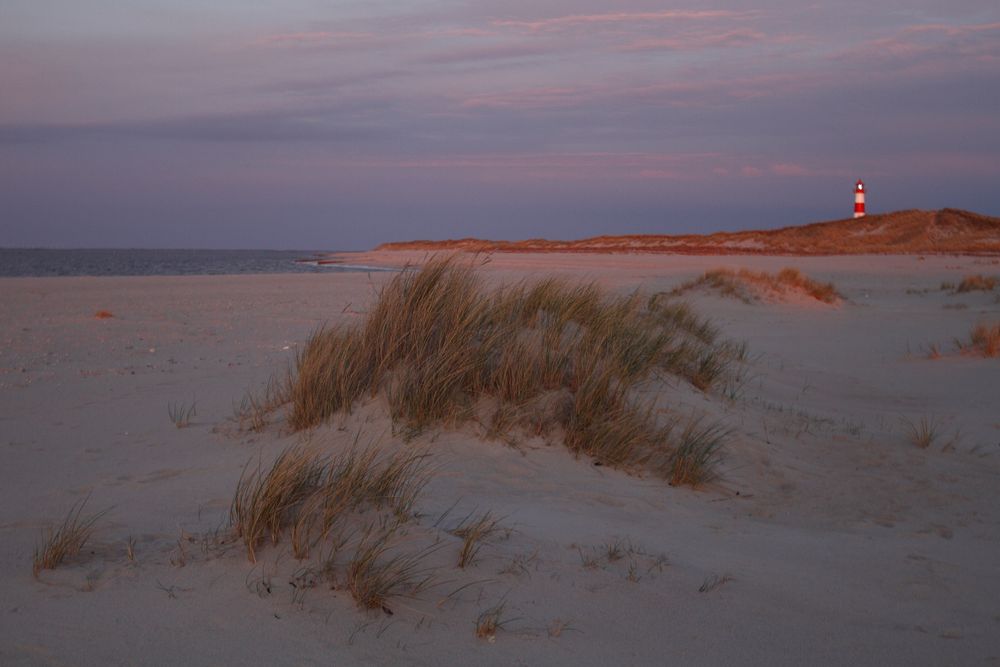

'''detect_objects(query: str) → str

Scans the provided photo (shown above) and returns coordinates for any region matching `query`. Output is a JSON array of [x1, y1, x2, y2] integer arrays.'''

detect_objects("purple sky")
[[1, 1, 998, 250]]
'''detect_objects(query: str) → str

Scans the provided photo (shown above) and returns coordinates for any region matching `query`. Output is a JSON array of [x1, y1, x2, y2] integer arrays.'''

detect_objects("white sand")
[[2, 254, 999, 666]]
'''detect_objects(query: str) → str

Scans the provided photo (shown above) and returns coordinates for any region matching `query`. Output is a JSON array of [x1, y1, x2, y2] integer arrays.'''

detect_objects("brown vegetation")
[[665, 418, 729, 486], [229, 445, 428, 563], [958, 321, 1000, 357], [373, 209, 1000, 256], [168, 401, 196, 428], [900, 415, 940, 449], [32, 497, 108, 578], [346, 524, 438, 611], [285, 257, 739, 485], [451, 510, 504, 568], [475, 599, 511, 640], [672, 267, 841, 304], [93, 310, 114, 319], [955, 274, 998, 293]]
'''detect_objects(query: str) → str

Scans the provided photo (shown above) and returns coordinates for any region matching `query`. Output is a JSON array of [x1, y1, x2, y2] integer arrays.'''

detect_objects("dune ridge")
[[374, 209, 1000, 256]]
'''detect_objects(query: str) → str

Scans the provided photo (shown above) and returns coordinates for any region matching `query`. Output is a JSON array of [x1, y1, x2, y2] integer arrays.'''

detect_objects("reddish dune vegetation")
[[375, 209, 1000, 256]]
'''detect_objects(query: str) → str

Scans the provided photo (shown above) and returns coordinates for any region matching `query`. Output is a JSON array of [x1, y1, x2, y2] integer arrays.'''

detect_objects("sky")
[[1, 1, 998, 250]]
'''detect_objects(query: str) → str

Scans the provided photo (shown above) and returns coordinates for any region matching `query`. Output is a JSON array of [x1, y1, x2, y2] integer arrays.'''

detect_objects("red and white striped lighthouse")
[[854, 179, 866, 219]]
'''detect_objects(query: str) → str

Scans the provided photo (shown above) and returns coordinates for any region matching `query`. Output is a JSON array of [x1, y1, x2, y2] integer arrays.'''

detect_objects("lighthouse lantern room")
[[854, 179, 866, 219]]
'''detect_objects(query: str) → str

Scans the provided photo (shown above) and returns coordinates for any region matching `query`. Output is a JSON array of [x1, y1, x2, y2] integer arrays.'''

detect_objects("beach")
[[2, 253, 999, 666]]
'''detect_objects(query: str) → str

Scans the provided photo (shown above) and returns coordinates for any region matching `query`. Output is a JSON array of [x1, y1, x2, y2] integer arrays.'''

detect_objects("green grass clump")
[[285, 257, 737, 485]]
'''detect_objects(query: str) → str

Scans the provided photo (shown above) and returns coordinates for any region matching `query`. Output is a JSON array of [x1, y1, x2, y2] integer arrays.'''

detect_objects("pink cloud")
[[492, 10, 749, 32], [741, 166, 763, 177], [771, 163, 809, 177], [619, 29, 769, 52], [253, 31, 375, 47], [430, 27, 497, 38], [838, 21, 1000, 65], [420, 43, 551, 65], [637, 169, 681, 180], [455, 72, 816, 115], [460, 87, 584, 110], [381, 152, 722, 182]]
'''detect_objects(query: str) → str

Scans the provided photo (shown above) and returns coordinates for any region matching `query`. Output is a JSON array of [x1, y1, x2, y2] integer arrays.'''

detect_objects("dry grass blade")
[[475, 598, 516, 640], [33, 497, 109, 578], [289, 326, 372, 430], [955, 274, 997, 293], [235, 373, 292, 432], [229, 446, 327, 563], [688, 346, 730, 392], [961, 321, 1000, 357], [699, 573, 733, 593], [548, 619, 573, 638], [451, 510, 504, 568], [168, 400, 196, 428], [346, 525, 438, 611], [666, 417, 728, 487], [900, 415, 940, 449], [231, 441, 431, 563]]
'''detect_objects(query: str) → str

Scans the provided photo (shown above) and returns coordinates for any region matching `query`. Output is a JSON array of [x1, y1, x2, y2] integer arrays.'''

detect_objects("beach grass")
[[475, 598, 513, 640], [346, 524, 438, 611], [284, 257, 737, 485], [955, 274, 997, 293], [665, 417, 729, 486], [900, 415, 940, 449], [229, 443, 429, 563], [451, 510, 504, 568], [32, 497, 108, 578], [960, 321, 1000, 357], [673, 267, 841, 304], [168, 400, 196, 428]]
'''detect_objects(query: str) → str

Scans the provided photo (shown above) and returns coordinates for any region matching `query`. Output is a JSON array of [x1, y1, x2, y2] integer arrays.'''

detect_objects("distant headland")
[[373, 209, 1000, 256]]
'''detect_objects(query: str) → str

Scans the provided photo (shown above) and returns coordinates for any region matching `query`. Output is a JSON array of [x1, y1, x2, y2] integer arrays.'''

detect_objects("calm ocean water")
[[0, 248, 390, 278]]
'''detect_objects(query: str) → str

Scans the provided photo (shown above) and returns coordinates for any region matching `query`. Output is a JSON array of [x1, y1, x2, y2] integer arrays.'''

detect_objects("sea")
[[0, 248, 393, 278]]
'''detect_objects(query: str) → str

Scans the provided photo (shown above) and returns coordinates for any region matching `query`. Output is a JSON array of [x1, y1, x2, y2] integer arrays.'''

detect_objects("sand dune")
[[2, 254, 1000, 666], [372, 209, 1000, 256]]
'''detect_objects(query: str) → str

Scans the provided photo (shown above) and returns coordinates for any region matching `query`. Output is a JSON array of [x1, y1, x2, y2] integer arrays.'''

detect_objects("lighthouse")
[[854, 179, 866, 219]]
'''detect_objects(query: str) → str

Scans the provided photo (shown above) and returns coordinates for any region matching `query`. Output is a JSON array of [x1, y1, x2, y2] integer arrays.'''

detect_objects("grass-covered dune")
[[283, 257, 743, 486]]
